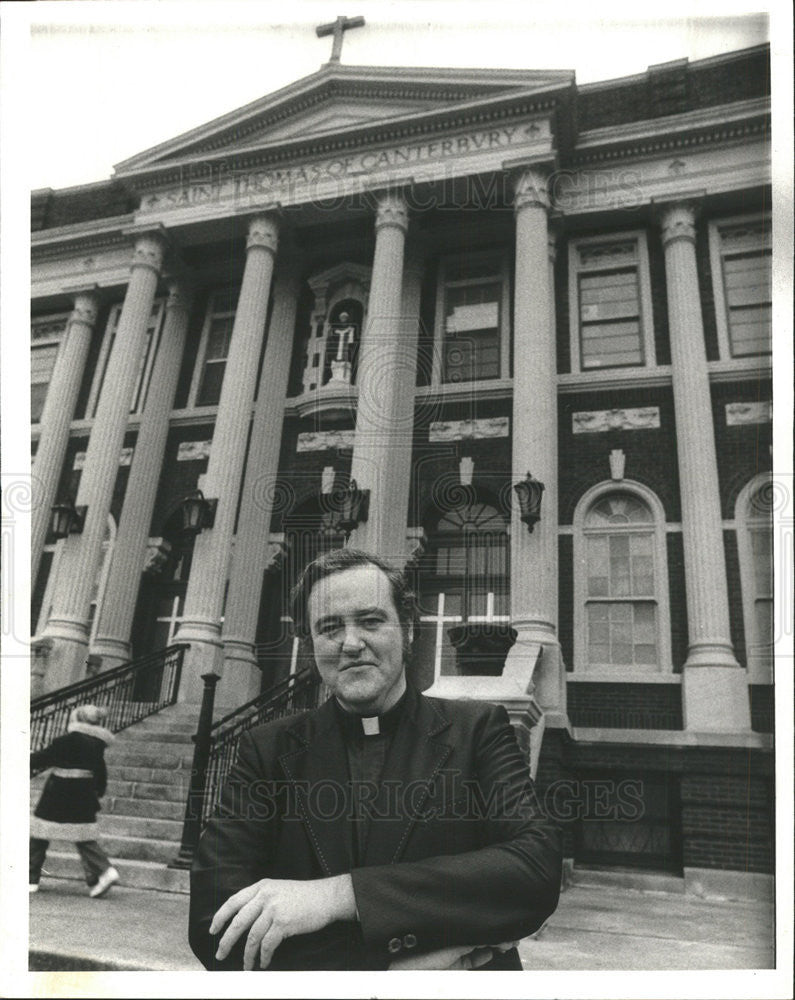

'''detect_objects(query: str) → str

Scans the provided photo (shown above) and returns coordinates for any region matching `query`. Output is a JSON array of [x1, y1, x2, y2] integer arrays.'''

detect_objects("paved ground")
[[28, 873, 774, 972]]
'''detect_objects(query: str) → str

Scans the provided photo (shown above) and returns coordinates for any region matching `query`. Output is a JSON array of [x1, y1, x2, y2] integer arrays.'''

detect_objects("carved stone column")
[[32, 289, 101, 579], [41, 231, 166, 691], [221, 267, 299, 707], [91, 277, 193, 671], [176, 215, 279, 702], [660, 202, 750, 732], [348, 193, 413, 563], [503, 170, 565, 721]]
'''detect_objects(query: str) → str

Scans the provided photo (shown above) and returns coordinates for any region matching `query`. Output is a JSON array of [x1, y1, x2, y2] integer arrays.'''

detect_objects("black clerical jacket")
[[189, 686, 562, 971]]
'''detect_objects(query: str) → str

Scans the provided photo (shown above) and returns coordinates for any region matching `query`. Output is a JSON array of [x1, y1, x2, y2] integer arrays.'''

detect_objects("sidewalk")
[[28, 872, 774, 972]]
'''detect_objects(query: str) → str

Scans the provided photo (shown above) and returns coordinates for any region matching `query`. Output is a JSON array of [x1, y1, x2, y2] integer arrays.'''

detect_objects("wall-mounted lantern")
[[50, 502, 87, 540], [178, 490, 218, 536], [513, 471, 545, 534]]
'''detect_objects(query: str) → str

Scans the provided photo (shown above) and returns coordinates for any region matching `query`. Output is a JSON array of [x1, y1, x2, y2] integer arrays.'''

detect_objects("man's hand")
[[389, 941, 519, 970], [210, 875, 356, 970]]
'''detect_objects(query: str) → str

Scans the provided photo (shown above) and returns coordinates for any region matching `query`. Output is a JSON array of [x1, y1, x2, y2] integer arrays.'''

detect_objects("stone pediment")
[[114, 64, 573, 175]]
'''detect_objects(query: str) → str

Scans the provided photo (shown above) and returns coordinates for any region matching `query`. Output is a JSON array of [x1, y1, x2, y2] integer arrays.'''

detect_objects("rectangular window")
[[30, 314, 68, 423], [709, 216, 772, 359], [586, 532, 658, 668], [434, 253, 509, 384], [193, 290, 238, 407], [87, 300, 165, 417], [569, 234, 655, 373]]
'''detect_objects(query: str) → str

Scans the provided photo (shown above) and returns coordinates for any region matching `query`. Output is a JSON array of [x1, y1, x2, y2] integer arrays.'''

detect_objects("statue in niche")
[[324, 300, 362, 386]]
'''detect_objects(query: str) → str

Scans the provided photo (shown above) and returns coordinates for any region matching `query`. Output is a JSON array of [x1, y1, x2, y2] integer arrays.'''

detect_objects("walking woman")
[[29, 704, 120, 897]]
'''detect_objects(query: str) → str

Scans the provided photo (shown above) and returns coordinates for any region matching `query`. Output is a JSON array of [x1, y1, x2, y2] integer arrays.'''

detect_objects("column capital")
[[69, 289, 101, 326], [165, 276, 195, 312], [658, 201, 700, 248], [130, 229, 167, 274], [375, 192, 409, 234], [513, 169, 550, 216], [246, 214, 279, 255]]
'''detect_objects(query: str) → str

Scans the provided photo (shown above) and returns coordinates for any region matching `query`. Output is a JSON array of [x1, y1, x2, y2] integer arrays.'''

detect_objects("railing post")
[[170, 671, 219, 869]]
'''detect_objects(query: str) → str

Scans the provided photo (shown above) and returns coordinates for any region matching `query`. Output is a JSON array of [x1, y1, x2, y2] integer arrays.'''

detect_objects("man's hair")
[[289, 548, 418, 640]]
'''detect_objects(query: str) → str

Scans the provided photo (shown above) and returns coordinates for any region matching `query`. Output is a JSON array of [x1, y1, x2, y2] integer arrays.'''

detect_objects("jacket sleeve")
[[350, 704, 561, 964], [188, 729, 280, 970], [30, 734, 67, 775]]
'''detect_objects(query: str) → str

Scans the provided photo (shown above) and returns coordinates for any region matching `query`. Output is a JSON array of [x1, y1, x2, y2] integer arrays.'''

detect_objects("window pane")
[[724, 249, 772, 356], [444, 279, 501, 383], [579, 268, 642, 369], [206, 316, 234, 360], [196, 360, 226, 406]]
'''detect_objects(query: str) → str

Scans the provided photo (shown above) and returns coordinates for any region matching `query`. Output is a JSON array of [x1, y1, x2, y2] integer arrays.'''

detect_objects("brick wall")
[[666, 532, 688, 671], [749, 684, 774, 733], [558, 534, 574, 668], [558, 387, 680, 524], [567, 682, 683, 729], [712, 380, 773, 519]]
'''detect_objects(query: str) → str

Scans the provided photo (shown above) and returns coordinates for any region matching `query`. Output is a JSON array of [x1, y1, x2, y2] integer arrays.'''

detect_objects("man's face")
[[307, 564, 410, 716]]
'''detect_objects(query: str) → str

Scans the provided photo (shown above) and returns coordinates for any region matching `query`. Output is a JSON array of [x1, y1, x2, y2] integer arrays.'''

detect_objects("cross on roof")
[[316, 15, 365, 64]]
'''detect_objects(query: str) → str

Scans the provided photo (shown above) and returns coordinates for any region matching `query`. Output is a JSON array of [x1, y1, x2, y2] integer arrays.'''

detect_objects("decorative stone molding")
[[131, 232, 166, 274], [513, 169, 550, 214], [429, 417, 509, 442], [73, 446, 134, 471], [572, 407, 660, 434], [660, 202, 698, 248], [609, 448, 626, 481], [143, 537, 172, 576], [264, 534, 289, 576], [70, 291, 100, 327], [247, 214, 279, 254], [403, 527, 428, 571], [459, 456, 475, 486], [725, 401, 772, 426], [165, 278, 193, 312], [375, 193, 408, 233], [176, 440, 212, 462], [296, 429, 355, 452]]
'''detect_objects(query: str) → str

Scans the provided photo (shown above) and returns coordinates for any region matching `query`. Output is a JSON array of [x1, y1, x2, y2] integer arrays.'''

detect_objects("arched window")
[[573, 484, 671, 675], [417, 501, 510, 680], [736, 475, 774, 683]]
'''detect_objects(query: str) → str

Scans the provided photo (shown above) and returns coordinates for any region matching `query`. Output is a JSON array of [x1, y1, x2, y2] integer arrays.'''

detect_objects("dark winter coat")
[[30, 722, 114, 841]]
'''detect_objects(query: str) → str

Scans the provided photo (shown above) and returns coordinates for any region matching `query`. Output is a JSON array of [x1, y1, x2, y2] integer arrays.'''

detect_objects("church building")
[[31, 32, 773, 887]]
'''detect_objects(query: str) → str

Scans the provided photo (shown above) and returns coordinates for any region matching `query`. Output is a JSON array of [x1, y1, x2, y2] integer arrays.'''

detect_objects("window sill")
[[558, 367, 672, 393], [568, 671, 681, 684], [707, 357, 772, 381]]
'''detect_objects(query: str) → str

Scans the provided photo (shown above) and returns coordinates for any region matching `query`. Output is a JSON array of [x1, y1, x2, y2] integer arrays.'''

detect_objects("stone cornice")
[[31, 215, 135, 259], [116, 85, 568, 191], [572, 98, 770, 166]]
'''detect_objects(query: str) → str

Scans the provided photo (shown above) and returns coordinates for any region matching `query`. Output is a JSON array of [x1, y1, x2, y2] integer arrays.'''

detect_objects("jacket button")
[[387, 937, 402, 954], [403, 933, 417, 949]]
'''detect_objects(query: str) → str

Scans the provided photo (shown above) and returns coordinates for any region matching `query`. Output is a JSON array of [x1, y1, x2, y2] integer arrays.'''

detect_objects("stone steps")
[[31, 706, 202, 894], [98, 813, 184, 841], [104, 795, 186, 821], [39, 850, 190, 894]]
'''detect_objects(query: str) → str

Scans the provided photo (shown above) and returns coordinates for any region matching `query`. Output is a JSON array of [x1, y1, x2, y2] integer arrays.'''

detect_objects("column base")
[[37, 622, 90, 692], [219, 640, 263, 709], [177, 627, 224, 703], [89, 636, 132, 673], [505, 625, 567, 718], [682, 664, 751, 732]]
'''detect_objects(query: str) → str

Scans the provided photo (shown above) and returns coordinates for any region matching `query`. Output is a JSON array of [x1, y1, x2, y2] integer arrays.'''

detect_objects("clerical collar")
[[333, 688, 409, 740]]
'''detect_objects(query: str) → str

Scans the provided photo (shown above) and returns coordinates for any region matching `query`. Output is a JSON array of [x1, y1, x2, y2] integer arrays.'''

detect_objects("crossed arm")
[[190, 707, 561, 970]]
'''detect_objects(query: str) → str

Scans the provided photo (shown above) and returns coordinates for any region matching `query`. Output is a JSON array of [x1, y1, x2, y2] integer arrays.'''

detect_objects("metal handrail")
[[30, 644, 187, 767], [202, 668, 322, 827], [171, 667, 324, 867]]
